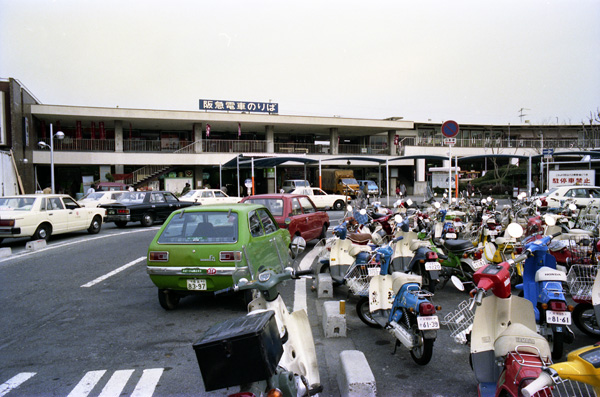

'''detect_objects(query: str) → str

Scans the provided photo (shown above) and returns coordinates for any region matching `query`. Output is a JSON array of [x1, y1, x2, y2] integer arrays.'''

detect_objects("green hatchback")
[[147, 203, 291, 310]]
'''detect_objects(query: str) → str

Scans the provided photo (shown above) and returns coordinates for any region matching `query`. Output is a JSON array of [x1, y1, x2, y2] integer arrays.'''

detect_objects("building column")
[[193, 123, 203, 153], [265, 125, 274, 153], [414, 158, 427, 196], [114, 120, 123, 152], [330, 128, 339, 155]]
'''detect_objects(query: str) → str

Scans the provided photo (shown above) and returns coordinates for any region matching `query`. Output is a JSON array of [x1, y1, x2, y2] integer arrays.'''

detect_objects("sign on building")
[[548, 169, 595, 189], [199, 99, 278, 114]]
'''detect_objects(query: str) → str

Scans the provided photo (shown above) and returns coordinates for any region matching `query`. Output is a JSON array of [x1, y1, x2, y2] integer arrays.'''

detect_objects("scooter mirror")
[[451, 197, 457, 203], [481, 199, 487, 205], [518, 192, 527, 200], [487, 197, 492, 202], [481, 215, 489, 221], [568, 203, 577, 211], [347, 205, 353, 212], [290, 236, 306, 259], [434, 202, 441, 209], [443, 193, 448, 198], [406, 199, 413, 206], [543, 214, 556, 226], [450, 275, 465, 291], [506, 223, 524, 238], [394, 214, 403, 223], [534, 199, 543, 207], [359, 209, 367, 215]]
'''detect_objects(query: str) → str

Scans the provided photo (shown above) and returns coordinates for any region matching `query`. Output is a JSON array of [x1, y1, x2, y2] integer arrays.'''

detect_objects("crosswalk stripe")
[[0, 373, 36, 397], [98, 369, 134, 397], [131, 368, 164, 397], [67, 370, 106, 397]]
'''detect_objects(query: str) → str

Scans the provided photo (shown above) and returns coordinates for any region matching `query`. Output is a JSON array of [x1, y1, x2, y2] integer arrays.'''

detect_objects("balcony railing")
[[37, 137, 598, 155]]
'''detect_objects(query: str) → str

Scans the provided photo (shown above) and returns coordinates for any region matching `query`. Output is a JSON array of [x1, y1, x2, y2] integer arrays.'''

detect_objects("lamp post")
[[38, 124, 64, 194]]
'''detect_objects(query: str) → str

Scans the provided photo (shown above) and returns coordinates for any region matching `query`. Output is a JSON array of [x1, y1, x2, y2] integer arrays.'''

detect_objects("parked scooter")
[[356, 238, 441, 365], [193, 238, 322, 396], [567, 261, 600, 337], [515, 226, 575, 359], [522, 344, 600, 396], [464, 257, 553, 396]]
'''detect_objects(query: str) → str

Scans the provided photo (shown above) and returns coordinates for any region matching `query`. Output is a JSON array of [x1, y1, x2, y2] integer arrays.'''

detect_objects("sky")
[[1, 0, 599, 126]]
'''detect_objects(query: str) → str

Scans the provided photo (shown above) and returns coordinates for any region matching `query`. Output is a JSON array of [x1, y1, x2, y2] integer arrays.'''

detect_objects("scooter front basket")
[[442, 298, 475, 344]]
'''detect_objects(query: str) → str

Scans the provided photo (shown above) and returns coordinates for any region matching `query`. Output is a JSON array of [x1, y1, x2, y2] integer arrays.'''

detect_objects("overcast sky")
[[1, 0, 599, 125]]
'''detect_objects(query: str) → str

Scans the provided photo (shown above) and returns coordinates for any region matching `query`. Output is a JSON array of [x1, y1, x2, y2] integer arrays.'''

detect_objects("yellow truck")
[[321, 169, 360, 197]]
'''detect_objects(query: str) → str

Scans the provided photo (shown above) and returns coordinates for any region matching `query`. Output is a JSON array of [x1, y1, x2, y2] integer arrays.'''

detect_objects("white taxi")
[[78, 190, 128, 208], [0, 194, 106, 243]]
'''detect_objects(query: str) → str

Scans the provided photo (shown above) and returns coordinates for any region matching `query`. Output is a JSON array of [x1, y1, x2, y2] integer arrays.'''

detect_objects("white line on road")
[[0, 372, 36, 397], [294, 246, 320, 313], [81, 257, 146, 288], [131, 368, 164, 397], [67, 370, 106, 397], [98, 369, 134, 397]]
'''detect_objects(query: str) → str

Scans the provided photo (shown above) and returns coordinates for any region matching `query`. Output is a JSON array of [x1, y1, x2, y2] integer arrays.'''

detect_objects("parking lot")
[[0, 211, 597, 396]]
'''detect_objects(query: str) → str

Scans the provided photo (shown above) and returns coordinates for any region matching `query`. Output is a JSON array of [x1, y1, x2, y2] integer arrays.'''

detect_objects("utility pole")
[[518, 108, 530, 124]]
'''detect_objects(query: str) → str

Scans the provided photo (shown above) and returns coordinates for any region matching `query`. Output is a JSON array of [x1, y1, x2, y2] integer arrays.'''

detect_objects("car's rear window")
[[0, 197, 36, 211], [244, 199, 284, 216], [157, 211, 238, 244]]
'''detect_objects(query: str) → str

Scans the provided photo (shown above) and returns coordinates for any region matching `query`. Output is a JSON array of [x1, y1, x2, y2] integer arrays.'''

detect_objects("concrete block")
[[338, 350, 376, 397], [317, 273, 333, 298], [322, 300, 346, 338], [0, 247, 11, 258], [26, 239, 47, 251]]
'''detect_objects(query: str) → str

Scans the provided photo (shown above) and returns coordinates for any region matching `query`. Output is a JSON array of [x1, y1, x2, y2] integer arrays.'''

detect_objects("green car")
[[146, 203, 291, 310]]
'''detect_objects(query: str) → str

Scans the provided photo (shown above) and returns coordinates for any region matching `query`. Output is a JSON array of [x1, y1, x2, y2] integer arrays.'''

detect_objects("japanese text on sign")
[[199, 99, 278, 114], [548, 170, 595, 189]]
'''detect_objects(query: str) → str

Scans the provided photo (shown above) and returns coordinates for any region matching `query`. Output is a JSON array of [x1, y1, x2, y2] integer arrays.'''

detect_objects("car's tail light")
[[149, 251, 169, 261], [0, 219, 15, 227], [220, 251, 242, 262], [117, 209, 130, 215], [419, 302, 436, 315]]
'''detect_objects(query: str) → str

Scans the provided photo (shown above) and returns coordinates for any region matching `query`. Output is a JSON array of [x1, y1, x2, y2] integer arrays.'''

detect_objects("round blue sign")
[[441, 120, 459, 138]]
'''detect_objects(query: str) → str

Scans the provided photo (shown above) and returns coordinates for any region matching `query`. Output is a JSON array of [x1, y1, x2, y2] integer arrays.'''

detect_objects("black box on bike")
[[193, 310, 283, 391]]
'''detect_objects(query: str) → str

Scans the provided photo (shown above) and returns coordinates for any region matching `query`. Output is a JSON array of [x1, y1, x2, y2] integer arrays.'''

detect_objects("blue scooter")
[[356, 238, 440, 365], [515, 231, 575, 359]]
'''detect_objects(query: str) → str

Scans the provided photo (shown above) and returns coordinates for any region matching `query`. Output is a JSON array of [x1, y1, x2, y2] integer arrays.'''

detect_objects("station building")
[[1, 78, 598, 198]]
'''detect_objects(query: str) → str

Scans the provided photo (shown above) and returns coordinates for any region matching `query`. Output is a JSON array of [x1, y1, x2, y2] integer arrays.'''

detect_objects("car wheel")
[[32, 223, 51, 241], [333, 200, 345, 211], [87, 216, 102, 234], [319, 224, 328, 240], [115, 221, 128, 228], [141, 213, 154, 227], [158, 289, 180, 310]]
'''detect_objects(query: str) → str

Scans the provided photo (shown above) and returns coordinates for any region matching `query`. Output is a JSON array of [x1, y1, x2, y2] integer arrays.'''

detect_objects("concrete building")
[[2, 78, 599, 198]]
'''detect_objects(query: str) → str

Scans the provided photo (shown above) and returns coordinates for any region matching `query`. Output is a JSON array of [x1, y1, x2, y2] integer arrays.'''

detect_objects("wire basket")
[[442, 298, 475, 344], [555, 234, 597, 267], [532, 378, 598, 397], [344, 260, 380, 296], [566, 264, 598, 301]]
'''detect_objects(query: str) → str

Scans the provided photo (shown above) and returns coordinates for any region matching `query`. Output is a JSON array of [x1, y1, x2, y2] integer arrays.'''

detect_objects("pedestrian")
[[128, 185, 134, 192], [395, 186, 400, 198], [181, 182, 191, 195], [363, 181, 370, 205], [87, 184, 96, 194], [400, 183, 407, 198]]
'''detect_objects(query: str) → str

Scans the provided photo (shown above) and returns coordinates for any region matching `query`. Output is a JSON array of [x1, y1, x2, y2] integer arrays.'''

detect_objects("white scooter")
[[454, 255, 553, 396], [193, 238, 321, 396]]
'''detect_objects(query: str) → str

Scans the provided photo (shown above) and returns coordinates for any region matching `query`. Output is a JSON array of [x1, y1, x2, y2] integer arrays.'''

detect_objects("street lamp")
[[38, 124, 64, 194]]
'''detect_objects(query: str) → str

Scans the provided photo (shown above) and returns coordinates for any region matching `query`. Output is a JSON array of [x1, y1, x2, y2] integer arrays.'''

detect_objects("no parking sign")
[[441, 120, 459, 138]]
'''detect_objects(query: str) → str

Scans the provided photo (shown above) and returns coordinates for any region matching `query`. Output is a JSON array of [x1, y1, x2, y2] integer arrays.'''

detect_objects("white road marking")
[[293, 246, 320, 312], [0, 228, 159, 266], [98, 369, 134, 397], [67, 370, 106, 397], [131, 368, 164, 397], [0, 372, 36, 397], [81, 257, 146, 288]]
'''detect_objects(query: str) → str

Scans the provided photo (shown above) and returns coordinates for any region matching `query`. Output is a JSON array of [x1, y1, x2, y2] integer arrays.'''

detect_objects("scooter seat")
[[443, 239, 473, 253], [348, 233, 373, 245], [494, 323, 551, 359]]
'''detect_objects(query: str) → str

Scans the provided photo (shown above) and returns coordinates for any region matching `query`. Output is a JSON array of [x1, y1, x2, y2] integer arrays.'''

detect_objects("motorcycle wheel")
[[356, 296, 382, 329], [573, 303, 600, 337], [409, 316, 434, 365], [549, 330, 564, 360]]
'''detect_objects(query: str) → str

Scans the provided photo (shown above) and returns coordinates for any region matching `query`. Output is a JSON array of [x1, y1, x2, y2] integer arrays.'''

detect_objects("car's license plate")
[[187, 279, 207, 291], [425, 262, 441, 271], [445, 232, 457, 239], [546, 310, 571, 325], [472, 259, 486, 269], [417, 315, 440, 330]]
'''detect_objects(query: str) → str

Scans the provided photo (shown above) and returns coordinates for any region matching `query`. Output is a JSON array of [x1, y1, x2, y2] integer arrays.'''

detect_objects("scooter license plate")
[[367, 266, 381, 276], [472, 259, 486, 269], [417, 316, 440, 330], [546, 310, 571, 325], [445, 233, 457, 239], [425, 262, 442, 271], [187, 279, 207, 291]]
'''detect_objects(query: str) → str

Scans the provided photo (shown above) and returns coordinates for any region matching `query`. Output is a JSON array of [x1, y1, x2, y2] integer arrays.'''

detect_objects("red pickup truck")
[[241, 193, 329, 242]]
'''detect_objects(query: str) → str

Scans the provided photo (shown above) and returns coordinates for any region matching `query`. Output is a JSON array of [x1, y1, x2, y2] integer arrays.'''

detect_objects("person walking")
[[181, 182, 191, 195]]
